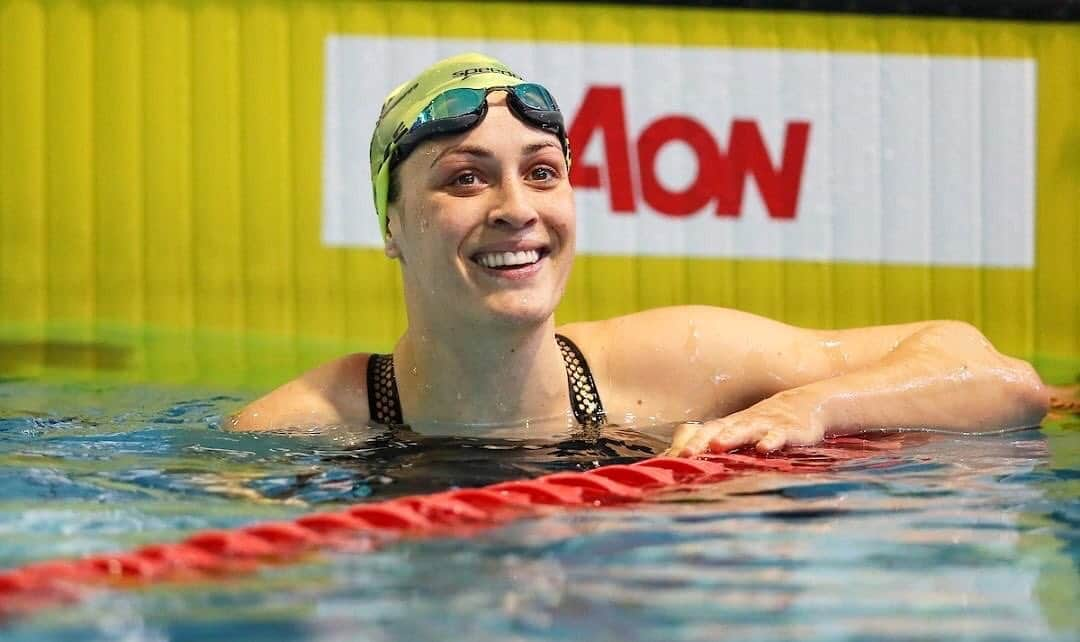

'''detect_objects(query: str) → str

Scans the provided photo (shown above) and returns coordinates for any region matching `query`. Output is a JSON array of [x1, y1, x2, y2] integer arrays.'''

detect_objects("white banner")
[[323, 37, 1035, 267]]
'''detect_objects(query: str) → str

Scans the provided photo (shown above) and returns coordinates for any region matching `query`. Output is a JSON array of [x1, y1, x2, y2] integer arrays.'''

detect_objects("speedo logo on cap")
[[451, 66, 523, 80]]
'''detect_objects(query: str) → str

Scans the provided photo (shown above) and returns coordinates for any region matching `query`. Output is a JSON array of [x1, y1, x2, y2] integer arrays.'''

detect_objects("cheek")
[[410, 206, 472, 266], [549, 194, 576, 245]]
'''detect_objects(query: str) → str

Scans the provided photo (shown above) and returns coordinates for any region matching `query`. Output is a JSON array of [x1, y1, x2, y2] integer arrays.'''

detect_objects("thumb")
[[664, 421, 703, 456]]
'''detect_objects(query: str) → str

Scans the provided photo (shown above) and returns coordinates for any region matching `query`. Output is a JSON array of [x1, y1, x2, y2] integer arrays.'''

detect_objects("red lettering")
[[567, 87, 636, 212], [567, 85, 811, 221], [722, 120, 811, 219], [637, 116, 731, 217]]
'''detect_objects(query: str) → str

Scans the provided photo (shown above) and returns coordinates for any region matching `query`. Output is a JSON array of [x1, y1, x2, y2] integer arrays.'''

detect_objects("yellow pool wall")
[[0, 0, 1077, 387]]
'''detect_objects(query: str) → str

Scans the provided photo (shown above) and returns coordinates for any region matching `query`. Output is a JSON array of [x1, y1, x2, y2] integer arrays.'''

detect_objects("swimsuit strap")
[[555, 333, 607, 427], [365, 336, 606, 427], [366, 353, 404, 425]]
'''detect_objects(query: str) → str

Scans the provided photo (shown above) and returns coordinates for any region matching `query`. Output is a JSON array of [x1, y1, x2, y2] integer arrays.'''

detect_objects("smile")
[[471, 249, 548, 270]]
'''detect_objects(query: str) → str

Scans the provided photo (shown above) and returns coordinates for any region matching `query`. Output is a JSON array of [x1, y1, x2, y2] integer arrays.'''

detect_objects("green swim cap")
[[369, 53, 562, 240]]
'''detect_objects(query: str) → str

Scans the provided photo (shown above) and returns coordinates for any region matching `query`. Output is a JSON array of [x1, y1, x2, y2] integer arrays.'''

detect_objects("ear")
[[383, 208, 403, 260], [383, 229, 402, 260]]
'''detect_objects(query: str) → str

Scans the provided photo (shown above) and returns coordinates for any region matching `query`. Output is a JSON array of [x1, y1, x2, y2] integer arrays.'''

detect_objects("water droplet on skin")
[[686, 320, 701, 363]]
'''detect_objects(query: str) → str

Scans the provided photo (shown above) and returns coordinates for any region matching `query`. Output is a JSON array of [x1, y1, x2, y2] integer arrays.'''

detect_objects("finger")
[[755, 428, 787, 453], [680, 425, 724, 457], [706, 424, 765, 453], [664, 422, 702, 456]]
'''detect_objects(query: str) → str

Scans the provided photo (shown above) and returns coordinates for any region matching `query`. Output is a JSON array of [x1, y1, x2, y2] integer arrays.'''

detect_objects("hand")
[[664, 392, 826, 457], [1048, 385, 1079, 412]]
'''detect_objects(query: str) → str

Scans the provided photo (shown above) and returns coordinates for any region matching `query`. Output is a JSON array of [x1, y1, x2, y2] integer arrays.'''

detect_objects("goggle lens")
[[513, 83, 558, 111], [417, 87, 487, 123]]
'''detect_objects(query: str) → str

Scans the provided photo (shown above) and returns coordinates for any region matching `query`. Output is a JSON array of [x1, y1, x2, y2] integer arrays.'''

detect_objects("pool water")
[[1, 380, 1078, 641]]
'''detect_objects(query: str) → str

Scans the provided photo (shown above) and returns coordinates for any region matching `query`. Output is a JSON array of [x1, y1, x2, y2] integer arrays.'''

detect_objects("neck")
[[392, 316, 572, 433]]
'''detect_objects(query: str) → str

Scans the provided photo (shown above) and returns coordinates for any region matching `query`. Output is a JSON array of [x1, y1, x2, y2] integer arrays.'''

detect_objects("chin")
[[481, 294, 557, 328]]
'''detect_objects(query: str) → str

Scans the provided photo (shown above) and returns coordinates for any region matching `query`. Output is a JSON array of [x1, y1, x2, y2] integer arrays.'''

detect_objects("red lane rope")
[[0, 436, 902, 620]]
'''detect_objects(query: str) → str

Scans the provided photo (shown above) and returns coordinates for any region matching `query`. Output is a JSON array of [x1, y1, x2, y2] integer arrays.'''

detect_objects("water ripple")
[[0, 381, 1077, 642]]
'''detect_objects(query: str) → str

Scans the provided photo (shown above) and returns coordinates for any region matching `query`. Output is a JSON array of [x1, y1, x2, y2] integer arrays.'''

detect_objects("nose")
[[488, 179, 538, 230]]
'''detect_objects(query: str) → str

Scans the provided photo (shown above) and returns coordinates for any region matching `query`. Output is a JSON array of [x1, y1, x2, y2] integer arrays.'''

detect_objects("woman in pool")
[[232, 53, 1049, 456]]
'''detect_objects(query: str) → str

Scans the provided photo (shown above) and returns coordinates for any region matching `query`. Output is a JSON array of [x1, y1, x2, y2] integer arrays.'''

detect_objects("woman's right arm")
[[228, 353, 372, 432]]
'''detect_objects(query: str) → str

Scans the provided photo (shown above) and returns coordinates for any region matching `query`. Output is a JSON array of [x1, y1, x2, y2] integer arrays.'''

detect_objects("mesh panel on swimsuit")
[[365, 334, 606, 427], [554, 333, 607, 427], [366, 353, 404, 425]]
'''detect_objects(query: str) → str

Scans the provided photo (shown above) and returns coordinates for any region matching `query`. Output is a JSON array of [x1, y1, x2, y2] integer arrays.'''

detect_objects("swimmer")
[[231, 53, 1049, 456]]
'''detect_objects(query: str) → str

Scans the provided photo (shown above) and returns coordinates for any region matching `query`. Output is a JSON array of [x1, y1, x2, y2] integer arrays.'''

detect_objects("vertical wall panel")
[[239, 1, 296, 378], [44, 1, 94, 343], [239, 0, 293, 337], [677, 10, 737, 314], [290, 1, 345, 343], [828, 16, 882, 329], [579, 5, 639, 321], [338, 1, 401, 350], [876, 18, 932, 327], [142, 0, 195, 380], [548, 7, 590, 324], [1034, 29, 1078, 359], [928, 25, 983, 327], [437, 0, 485, 39], [191, 1, 243, 332], [633, 12, 687, 311], [976, 26, 1035, 356], [778, 12, 832, 331], [0, 0, 46, 337], [93, 0, 143, 331], [190, 0, 246, 379], [1074, 34, 1080, 362], [731, 14, 786, 322]]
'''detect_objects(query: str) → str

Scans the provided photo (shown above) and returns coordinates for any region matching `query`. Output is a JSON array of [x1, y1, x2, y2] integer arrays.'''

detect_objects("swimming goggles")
[[383, 83, 569, 171]]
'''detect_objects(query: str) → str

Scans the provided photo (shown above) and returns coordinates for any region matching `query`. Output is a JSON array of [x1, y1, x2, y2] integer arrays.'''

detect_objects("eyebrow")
[[430, 144, 491, 168], [522, 141, 562, 156], [429, 141, 562, 168]]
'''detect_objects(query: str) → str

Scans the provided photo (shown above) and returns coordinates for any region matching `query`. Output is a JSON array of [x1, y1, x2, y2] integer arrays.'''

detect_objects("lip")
[[467, 242, 552, 281], [472, 256, 547, 281]]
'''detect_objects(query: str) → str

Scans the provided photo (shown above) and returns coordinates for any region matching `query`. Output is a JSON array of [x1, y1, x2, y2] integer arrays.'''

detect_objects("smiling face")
[[385, 92, 576, 332]]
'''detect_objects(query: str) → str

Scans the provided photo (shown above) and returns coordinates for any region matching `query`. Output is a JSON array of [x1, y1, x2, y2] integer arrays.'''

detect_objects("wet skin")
[[232, 94, 1050, 454]]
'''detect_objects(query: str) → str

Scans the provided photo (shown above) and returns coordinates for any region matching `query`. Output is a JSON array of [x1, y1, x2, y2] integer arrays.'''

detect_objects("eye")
[[450, 171, 482, 187], [528, 165, 559, 182]]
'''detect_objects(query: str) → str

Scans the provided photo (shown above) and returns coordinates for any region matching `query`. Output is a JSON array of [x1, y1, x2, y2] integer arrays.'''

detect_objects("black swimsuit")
[[366, 334, 606, 427]]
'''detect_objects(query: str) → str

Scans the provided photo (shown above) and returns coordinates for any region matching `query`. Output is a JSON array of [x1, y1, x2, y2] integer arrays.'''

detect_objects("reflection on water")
[[1, 380, 1078, 642], [0, 340, 133, 372]]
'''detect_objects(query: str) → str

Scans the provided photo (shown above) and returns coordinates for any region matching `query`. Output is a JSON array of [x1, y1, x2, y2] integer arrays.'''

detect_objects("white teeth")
[[475, 250, 541, 269]]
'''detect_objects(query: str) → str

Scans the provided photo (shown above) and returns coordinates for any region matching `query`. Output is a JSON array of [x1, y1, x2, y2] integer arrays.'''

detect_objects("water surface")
[[1, 380, 1077, 641]]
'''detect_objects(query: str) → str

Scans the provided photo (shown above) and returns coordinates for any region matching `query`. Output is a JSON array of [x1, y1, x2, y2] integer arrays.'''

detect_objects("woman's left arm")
[[667, 320, 1049, 456]]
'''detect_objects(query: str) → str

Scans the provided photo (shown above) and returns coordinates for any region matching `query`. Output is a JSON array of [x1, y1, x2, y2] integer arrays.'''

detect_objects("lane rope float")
[[0, 436, 904, 620]]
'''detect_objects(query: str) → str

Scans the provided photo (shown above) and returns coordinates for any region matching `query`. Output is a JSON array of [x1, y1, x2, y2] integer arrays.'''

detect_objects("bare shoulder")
[[557, 306, 805, 418], [559, 305, 802, 361], [229, 353, 372, 432]]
